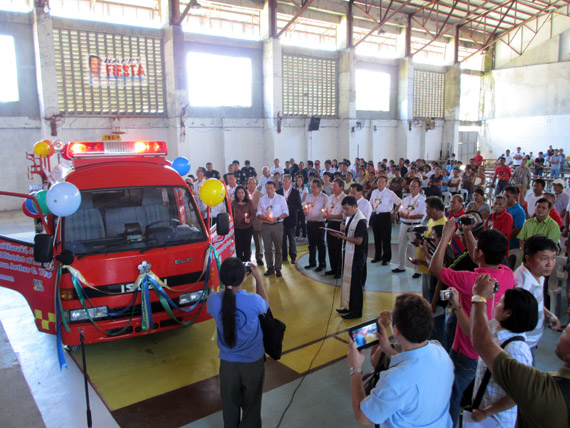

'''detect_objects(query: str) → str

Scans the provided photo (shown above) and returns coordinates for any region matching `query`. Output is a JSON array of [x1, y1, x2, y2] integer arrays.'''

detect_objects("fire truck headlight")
[[178, 291, 204, 306], [67, 306, 108, 322]]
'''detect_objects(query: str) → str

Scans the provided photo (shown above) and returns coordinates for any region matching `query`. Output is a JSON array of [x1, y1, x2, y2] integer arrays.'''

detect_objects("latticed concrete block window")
[[413, 69, 445, 118], [282, 54, 337, 117], [53, 28, 165, 115]]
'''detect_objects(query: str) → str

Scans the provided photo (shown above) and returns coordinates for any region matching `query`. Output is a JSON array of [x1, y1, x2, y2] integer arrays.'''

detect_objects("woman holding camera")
[[207, 257, 269, 428], [231, 185, 257, 262], [461, 287, 537, 427]]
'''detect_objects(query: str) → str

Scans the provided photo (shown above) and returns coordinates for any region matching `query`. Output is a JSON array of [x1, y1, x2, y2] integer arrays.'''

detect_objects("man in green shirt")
[[517, 198, 561, 248], [470, 273, 570, 428]]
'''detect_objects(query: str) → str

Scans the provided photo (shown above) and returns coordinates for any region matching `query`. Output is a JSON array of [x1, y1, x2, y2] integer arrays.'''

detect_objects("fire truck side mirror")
[[216, 213, 230, 236], [34, 233, 54, 263]]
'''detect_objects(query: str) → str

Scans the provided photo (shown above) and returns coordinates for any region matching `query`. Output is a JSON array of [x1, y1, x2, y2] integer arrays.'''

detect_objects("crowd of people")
[[197, 148, 570, 428]]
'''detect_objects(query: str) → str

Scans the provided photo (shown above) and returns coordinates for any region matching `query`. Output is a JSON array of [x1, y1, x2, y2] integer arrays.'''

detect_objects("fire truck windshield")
[[62, 186, 207, 256]]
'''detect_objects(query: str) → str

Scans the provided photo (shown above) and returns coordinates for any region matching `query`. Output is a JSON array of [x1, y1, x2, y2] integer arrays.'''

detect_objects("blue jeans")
[[449, 349, 478, 428]]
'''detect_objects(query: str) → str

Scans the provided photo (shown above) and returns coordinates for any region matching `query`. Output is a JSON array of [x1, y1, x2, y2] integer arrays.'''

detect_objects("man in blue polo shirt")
[[504, 185, 526, 250], [348, 293, 454, 427]]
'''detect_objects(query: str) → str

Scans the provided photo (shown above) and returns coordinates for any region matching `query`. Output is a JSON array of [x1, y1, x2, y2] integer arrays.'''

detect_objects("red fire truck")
[[0, 140, 235, 348]]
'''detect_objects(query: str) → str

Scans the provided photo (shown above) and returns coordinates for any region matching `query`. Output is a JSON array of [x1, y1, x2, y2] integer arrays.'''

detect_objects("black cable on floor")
[[275, 261, 343, 428]]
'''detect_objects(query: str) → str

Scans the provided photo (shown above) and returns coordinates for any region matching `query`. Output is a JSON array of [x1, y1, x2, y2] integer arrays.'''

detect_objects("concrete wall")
[[479, 60, 570, 158], [0, 9, 455, 211]]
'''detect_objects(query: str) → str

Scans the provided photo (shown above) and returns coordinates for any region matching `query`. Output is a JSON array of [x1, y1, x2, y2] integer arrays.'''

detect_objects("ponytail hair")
[[219, 257, 246, 348]]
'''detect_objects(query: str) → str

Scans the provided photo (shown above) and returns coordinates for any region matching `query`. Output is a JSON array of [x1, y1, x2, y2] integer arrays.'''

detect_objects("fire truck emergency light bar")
[[63, 141, 168, 159]]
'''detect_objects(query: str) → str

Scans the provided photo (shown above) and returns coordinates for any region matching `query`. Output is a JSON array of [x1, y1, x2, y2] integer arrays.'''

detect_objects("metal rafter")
[[461, 1, 567, 62], [353, 0, 418, 46], [276, 0, 315, 38], [410, 0, 460, 57]]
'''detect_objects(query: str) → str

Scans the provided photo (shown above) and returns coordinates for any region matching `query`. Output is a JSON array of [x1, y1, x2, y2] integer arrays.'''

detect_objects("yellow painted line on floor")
[[71, 251, 411, 411], [278, 336, 347, 374]]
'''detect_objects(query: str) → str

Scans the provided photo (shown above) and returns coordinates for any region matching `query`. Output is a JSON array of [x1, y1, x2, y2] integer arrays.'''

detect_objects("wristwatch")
[[471, 295, 487, 304], [349, 367, 363, 376]]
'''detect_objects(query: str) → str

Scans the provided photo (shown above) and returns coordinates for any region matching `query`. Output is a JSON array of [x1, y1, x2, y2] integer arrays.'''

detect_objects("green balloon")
[[35, 190, 51, 215]]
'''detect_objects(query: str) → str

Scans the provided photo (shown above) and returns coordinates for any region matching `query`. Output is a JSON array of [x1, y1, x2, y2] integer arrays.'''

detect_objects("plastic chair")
[[441, 191, 451, 207], [507, 248, 523, 271]]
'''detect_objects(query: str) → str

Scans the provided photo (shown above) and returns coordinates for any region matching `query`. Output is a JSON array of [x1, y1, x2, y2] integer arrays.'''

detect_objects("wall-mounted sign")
[[88, 55, 148, 87]]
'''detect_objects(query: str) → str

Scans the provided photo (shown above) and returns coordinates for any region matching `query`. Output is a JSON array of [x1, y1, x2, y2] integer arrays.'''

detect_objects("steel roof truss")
[[276, 0, 316, 38]]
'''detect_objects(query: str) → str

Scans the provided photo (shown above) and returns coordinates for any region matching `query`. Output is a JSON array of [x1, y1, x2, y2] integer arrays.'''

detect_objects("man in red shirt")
[[473, 150, 484, 169], [492, 157, 512, 196], [485, 195, 514, 254], [429, 220, 514, 427], [447, 194, 465, 254], [543, 192, 563, 227]]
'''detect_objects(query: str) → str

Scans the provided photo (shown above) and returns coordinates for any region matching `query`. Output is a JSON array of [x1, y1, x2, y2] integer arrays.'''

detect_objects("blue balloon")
[[25, 192, 39, 215], [46, 182, 82, 217], [171, 157, 191, 176]]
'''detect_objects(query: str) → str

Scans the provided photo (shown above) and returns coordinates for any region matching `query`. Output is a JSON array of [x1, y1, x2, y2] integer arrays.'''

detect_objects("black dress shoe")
[[336, 308, 349, 314], [412, 273, 421, 279], [264, 270, 274, 276], [257, 260, 264, 266], [334, 274, 342, 279], [392, 268, 405, 273], [276, 270, 282, 278], [304, 264, 316, 269], [342, 313, 362, 320], [325, 270, 335, 275], [381, 261, 388, 266], [371, 259, 381, 263], [315, 266, 325, 272]]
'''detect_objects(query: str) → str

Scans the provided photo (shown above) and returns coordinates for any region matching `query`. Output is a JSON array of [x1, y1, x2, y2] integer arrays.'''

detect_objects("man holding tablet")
[[347, 293, 454, 427]]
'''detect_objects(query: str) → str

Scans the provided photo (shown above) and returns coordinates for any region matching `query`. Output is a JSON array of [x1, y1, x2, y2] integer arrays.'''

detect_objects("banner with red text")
[[87, 55, 148, 87]]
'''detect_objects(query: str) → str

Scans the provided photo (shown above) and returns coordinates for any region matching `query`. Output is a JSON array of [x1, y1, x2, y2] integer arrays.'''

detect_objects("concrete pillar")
[[261, 37, 283, 164], [32, 5, 59, 139], [397, 58, 413, 158], [163, 25, 186, 159], [338, 48, 356, 161]]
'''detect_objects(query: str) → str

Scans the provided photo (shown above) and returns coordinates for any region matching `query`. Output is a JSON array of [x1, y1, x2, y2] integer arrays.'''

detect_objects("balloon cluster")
[[199, 179, 226, 207], [33, 140, 55, 158], [22, 183, 82, 218]]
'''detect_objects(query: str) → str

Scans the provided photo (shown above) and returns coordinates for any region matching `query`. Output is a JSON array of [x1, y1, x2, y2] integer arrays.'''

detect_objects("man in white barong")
[[328, 196, 368, 319]]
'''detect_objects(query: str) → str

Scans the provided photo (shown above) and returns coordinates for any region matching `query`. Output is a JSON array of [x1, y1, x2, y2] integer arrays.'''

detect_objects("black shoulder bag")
[[259, 308, 286, 360]]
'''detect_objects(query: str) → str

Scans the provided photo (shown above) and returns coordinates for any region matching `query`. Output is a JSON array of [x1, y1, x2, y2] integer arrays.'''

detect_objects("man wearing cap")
[[492, 157, 511, 196], [552, 179, 569, 220]]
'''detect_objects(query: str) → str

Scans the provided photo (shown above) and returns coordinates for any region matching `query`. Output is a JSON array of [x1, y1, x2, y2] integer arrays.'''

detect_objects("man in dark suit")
[[277, 174, 302, 264]]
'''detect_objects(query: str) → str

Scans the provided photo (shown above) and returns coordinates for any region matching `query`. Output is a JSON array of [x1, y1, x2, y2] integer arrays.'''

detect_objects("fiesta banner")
[[88, 55, 148, 87]]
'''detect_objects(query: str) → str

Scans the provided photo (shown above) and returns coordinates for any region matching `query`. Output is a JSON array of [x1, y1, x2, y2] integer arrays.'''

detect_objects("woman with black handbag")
[[207, 257, 269, 428]]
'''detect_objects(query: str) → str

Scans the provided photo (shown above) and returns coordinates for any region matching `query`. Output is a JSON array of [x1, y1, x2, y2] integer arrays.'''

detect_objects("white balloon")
[[46, 182, 82, 217]]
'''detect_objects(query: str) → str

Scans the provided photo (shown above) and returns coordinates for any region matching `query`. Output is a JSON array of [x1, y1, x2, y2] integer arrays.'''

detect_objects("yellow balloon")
[[199, 179, 226, 207], [33, 140, 52, 157]]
